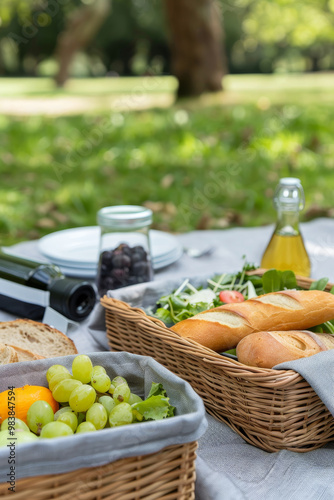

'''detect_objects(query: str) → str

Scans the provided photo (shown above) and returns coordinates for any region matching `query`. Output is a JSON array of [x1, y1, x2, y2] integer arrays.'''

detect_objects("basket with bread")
[[101, 269, 334, 453]]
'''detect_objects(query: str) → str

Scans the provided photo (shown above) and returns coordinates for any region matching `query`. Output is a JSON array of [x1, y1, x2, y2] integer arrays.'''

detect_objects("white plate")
[[58, 246, 184, 277], [38, 227, 183, 273]]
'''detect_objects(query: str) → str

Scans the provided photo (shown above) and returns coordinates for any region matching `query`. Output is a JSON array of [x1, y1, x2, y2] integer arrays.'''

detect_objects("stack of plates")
[[38, 227, 183, 278]]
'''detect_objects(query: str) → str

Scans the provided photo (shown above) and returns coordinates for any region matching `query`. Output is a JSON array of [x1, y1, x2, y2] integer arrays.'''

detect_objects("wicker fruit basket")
[[101, 271, 334, 454], [0, 352, 205, 499], [0, 441, 197, 499]]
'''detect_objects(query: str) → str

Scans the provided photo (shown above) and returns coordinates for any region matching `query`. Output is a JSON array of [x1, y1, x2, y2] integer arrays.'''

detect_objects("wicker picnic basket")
[[0, 352, 203, 499], [101, 270, 334, 453], [0, 441, 197, 499]]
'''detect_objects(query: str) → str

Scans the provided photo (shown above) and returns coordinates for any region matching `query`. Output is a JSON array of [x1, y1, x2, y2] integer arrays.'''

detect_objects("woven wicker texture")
[[0, 442, 197, 499], [102, 271, 334, 453]]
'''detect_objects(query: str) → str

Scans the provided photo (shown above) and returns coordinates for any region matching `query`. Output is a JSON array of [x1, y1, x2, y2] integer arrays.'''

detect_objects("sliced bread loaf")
[[8, 345, 45, 362], [0, 319, 78, 358], [0, 344, 18, 364], [0, 343, 45, 364]]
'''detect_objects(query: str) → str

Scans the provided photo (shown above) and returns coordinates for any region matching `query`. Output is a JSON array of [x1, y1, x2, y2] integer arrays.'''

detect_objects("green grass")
[[0, 76, 177, 97], [1, 72, 334, 97], [1, 73, 334, 247], [2, 73, 334, 111]]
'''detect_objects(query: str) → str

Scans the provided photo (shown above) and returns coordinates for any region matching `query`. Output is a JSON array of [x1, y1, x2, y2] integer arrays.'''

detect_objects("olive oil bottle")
[[261, 178, 311, 277]]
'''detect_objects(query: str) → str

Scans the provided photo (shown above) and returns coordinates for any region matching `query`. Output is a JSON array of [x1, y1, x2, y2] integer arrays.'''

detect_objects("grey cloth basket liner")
[[88, 276, 210, 351]]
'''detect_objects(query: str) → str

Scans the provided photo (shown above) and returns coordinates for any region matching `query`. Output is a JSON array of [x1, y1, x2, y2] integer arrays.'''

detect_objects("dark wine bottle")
[[0, 249, 96, 321]]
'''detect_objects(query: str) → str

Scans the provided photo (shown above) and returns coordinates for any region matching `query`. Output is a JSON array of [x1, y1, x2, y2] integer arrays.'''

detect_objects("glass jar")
[[96, 205, 153, 296], [261, 177, 311, 277]]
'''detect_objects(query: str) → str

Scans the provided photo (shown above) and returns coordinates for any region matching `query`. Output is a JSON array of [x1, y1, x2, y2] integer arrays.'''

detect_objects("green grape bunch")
[[0, 355, 176, 445]]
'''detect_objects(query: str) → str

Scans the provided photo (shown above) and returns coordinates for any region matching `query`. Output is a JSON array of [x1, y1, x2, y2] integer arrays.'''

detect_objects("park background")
[[1, 0, 334, 251]]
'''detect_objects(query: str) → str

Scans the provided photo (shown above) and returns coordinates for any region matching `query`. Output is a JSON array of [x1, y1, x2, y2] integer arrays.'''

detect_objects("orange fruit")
[[0, 385, 59, 424]]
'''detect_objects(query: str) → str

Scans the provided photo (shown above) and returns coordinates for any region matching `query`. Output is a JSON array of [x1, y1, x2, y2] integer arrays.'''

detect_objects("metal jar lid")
[[97, 205, 153, 230]]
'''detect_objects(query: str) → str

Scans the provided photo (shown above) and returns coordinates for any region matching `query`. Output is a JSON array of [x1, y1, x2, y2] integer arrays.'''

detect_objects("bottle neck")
[[0, 250, 62, 288], [275, 207, 300, 236]]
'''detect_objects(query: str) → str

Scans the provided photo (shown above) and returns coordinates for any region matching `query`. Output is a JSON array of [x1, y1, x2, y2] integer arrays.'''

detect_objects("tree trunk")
[[54, 0, 110, 87], [164, 0, 227, 97]]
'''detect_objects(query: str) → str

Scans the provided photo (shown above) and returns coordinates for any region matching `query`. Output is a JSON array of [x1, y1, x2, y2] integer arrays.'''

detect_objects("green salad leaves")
[[133, 382, 175, 421], [148, 263, 334, 335]]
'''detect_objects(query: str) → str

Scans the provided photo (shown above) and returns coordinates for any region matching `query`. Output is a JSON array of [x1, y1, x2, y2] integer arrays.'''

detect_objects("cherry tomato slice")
[[219, 290, 245, 303]]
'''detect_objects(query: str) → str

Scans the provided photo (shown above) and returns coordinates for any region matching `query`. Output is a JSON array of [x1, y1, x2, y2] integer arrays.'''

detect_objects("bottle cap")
[[97, 205, 153, 230], [274, 177, 305, 211], [49, 278, 96, 321]]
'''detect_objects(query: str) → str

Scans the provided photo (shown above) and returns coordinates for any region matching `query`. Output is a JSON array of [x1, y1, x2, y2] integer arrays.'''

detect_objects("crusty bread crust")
[[0, 319, 78, 358], [7, 345, 45, 362], [171, 290, 334, 352], [236, 330, 334, 368], [0, 344, 19, 364]]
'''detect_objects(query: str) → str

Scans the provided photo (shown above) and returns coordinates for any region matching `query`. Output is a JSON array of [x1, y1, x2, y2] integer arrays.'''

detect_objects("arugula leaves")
[[154, 297, 211, 325], [262, 269, 297, 293], [309, 277, 329, 291]]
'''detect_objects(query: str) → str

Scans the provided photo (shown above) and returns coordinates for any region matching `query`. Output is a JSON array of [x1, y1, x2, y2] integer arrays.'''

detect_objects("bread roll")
[[170, 290, 334, 352], [236, 330, 334, 368]]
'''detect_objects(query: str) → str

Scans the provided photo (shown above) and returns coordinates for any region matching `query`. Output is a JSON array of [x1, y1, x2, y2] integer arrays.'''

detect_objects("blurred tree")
[[54, 0, 111, 86], [164, 0, 227, 97], [94, 0, 169, 76]]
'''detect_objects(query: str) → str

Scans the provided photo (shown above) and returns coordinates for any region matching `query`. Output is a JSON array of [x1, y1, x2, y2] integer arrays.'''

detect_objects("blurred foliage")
[[1, 74, 334, 246], [1, 0, 334, 77], [0, 0, 168, 77], [228, 0, 334, 73]]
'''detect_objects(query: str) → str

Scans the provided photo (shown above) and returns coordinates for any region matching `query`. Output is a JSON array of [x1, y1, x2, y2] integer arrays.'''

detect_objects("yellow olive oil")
[[261, 177, 311, 277], [261, 233, 311, 277]]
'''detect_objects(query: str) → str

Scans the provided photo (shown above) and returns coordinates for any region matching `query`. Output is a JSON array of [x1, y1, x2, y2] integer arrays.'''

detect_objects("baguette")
[[236, 330, 334, 368], [170, 290, 334, 352], [0, 319, 78, 358]]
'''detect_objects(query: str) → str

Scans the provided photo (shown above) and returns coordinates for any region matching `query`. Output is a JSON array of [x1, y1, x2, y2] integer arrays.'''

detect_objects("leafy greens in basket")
[[148, 263, 334, 335]]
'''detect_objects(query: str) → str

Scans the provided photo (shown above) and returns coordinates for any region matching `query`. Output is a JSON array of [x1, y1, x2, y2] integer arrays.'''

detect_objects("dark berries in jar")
[[97, 243, 152, 295]]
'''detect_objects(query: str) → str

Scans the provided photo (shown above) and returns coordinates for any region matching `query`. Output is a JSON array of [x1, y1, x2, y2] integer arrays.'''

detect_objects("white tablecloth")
[[2, 218, 334, 499]]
